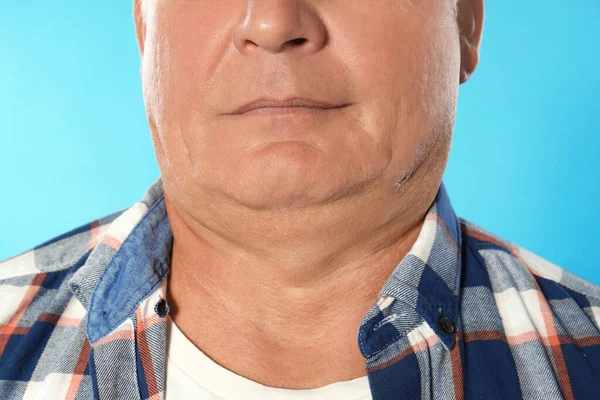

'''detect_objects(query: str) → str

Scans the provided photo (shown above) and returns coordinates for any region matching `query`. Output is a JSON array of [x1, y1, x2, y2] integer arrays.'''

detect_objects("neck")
[[164, 176, 432, 309], [162, 176, 439, 388]]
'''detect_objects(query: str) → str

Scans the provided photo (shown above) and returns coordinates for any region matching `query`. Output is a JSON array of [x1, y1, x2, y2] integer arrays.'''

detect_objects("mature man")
[[2, 0, 600, 399]]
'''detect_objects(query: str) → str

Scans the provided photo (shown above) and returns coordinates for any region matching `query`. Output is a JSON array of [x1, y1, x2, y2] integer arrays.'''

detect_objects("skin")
[[133, 0, 484, 390]]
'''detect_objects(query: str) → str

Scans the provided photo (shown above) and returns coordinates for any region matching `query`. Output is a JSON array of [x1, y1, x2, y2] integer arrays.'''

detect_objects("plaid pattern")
[[1, 177, 600, 400]]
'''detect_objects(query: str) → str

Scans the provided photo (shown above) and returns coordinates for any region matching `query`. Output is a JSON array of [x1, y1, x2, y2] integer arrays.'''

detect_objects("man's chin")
[[220, 182, 330, 211]]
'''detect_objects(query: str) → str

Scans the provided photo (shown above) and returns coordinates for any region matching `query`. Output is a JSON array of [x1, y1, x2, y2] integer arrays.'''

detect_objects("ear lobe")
[[133, 0, 146, 59], [459, 35, 478, 84], [457, 0, 484, 84]]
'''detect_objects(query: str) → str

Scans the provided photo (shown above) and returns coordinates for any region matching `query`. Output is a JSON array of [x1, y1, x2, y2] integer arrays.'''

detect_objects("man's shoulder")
[[0, 208, 128, 335], [0, 208, 126, 283], [0, 209, 128, 398], [459, 217, 600, 327]]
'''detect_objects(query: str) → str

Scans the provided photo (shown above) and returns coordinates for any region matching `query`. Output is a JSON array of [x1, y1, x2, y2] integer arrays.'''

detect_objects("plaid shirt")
[[1, 177, 600, 400]]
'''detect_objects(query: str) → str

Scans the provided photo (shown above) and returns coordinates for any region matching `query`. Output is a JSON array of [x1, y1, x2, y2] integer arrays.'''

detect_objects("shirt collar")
[[68, 178, 172, 345], [69, 178, 462, 351], [358, 182, 462, 357]]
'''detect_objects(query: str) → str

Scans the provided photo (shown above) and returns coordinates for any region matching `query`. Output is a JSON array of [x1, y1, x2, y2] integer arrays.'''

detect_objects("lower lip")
[[231, 106, 348, 117]]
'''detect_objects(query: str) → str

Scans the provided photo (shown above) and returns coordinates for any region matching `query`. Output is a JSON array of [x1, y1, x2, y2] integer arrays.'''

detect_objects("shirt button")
[[154, 298, 170, 317], [439, 316, 455, 334]]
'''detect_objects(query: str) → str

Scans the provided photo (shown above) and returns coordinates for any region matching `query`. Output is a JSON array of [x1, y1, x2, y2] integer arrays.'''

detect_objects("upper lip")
[[229, 97, 346, 114]]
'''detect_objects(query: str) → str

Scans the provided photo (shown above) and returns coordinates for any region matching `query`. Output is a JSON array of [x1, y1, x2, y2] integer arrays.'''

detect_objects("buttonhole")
[[372, 313, 406, 332]]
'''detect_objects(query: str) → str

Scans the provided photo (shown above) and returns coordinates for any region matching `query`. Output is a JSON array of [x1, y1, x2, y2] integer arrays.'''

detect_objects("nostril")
[[279, 38, 308, 52], [290, 38, 306, 45]]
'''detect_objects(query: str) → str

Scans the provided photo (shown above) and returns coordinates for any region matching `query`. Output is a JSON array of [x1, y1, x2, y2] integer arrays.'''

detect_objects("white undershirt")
[[164, 315, 373, 400]]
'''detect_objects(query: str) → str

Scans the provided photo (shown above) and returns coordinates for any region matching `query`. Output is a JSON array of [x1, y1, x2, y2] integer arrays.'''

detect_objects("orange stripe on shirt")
[[513, 250, 575, 400], [95, 329, 135, 348], [65, 338, 92, 400], [89, 220, 100, 250], [102, 235, 122, 251], [450, 331, 464, 400], [0, 273, 46, 356], [136, 307, 160, 397]]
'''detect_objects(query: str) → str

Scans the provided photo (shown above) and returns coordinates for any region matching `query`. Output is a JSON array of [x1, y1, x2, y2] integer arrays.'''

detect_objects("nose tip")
[[233, 2, 326, 56]]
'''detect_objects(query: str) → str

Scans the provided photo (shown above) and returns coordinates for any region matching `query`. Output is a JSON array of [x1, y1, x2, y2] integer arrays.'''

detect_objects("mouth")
[[226, 97, 350, 115], [234, 105, 350, 117]]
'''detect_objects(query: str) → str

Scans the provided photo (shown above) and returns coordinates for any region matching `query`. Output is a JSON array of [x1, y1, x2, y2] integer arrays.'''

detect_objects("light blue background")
[[1, 2, 599, 284]]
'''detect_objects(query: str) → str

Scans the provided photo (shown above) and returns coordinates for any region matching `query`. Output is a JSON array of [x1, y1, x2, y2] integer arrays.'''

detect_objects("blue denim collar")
[[68, 178, 172, 345]]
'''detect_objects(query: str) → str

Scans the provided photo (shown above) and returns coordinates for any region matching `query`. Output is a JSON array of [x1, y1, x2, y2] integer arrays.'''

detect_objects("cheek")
[[142, 3, 223, 169], [143, 2, 229, 123], [343, 14, 460, 181], [363, 21, 459, 145]]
